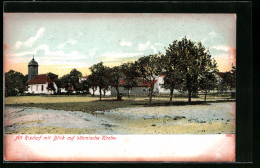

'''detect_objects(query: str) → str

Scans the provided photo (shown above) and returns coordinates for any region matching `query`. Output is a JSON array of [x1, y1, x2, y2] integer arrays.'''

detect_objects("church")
[[26, 56, 58, 94]]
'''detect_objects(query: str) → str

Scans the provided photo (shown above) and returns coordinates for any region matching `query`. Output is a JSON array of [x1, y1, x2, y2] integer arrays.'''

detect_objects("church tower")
[[28, 55, 39, 82]]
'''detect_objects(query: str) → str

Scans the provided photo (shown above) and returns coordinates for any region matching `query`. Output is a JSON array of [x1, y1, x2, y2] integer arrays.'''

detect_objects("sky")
[[4, 13, 236, 77]]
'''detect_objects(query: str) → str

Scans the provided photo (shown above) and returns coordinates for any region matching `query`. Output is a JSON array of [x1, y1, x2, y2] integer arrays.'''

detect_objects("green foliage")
[[135, 54, 162, 105], [218, 66, 236, 93], [47, 82, 56, 92], [86, 75, 98, 96], [161, 40, 185, 105], [47, 72, 59, 86], [199, 72, 218, 102], [59, 69, 82, 92], [79, 79, 90, 93], [121, 62, 139, 97], [89, 62, 110, 100], [109, 66, 124, 100], [5, 70, 27, 96], [219, 71, 234, 92], [171, 37, 218, 103]]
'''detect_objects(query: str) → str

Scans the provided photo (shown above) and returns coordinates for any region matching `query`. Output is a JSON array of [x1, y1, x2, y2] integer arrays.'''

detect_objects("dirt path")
[[4, 102, 235, 134]]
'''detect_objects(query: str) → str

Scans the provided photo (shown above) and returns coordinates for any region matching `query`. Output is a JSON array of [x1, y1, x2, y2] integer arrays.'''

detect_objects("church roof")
[[28, 58, 38, 66], [28, 74, 53, 85]]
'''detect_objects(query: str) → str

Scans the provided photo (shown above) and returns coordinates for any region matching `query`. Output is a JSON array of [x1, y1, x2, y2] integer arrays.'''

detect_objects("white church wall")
[[28, 83, 58, 94]]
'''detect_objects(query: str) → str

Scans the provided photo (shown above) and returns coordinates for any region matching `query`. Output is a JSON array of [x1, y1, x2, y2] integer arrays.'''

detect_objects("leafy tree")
[[161, 41, 184, 105], [80, 79, 90, 93], [59, 74, 70, 89], [135, 54, 162, 105], [58, 69, 82, 93], [90, 62, 110, 100], [219, 69, 234, 94], [47, 72, 59, 86], [47, 82, 56, 93], [121, 62, 139, 98], [69, 68, 83, 92], [199, 71, 218, 102], [109, 66, 124, 100], [5, 70, 27, 96], [231, 65, 236, 89], [197, 48, 218, 102], [176, 37, 217, 103], [87, 75, 98, 97]]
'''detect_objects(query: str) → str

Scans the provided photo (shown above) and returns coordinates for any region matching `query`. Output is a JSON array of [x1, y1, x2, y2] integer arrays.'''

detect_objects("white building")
[[79, 75, 186, 97], [79, 76, 112, 96], [27, 74, 58, 94], [155, 75, 185, 95]]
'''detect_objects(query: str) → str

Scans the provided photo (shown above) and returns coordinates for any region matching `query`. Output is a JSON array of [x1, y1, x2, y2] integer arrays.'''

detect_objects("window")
[[42, 85, 44, 91], [36, 85, 38, 91]]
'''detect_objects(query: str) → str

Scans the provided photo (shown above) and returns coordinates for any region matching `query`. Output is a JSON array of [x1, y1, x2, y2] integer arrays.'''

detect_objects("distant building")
[[27, 74, 58, 94], [79, 75, 112, 96], [79, 75, 186, 96], [26, 56, 58, 94], [154, 75, 185, 95], [110, 78, 158, 96]]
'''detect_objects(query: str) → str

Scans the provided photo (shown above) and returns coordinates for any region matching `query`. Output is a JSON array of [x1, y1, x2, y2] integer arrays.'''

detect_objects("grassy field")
[[5, 95, 234, 114], [5, 95, 234, 113]]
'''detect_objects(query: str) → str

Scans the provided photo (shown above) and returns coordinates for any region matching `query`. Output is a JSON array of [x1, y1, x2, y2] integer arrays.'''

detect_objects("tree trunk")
[[169, 88, 174, 106], [188, 90, 191, 104], [99, 88, 102, 101], [116, 87, 121, 100], [149, 86, 154, 106], [204, 92, 207, 102], [92, 88, 95, 97], [128, 89, 130, 98]]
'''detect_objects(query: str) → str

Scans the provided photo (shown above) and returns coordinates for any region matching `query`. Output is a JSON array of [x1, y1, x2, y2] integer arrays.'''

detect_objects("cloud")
[[57, 38, 78, 49], [138, 41, 150, 51], [150, 45, 158, 53], [57, 43, 65, 50], [211, 46, 230, 52], [120, 40, 132, 47], [100, 52, 143, 62], [10, 44, 87, 65], [209, 31, 216, 37], [15, 27, 45, 50]]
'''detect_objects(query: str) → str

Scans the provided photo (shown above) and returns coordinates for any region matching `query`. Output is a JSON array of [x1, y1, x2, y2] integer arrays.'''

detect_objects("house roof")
[[28, 74, 53, 85], [138, 79, 157, 87], [81, 75, 90, 79], [119, 78, 157, 87]]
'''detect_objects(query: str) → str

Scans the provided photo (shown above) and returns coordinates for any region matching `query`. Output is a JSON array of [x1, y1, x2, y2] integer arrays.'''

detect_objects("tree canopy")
[[5, 70, 27, 96], [135, 54, 162, 105], [59, 69, 82, 92], [89, 62, 110, 100]]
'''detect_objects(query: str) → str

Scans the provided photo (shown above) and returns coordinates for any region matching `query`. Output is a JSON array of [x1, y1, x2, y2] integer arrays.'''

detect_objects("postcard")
[[4, 13, 236, 161]]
